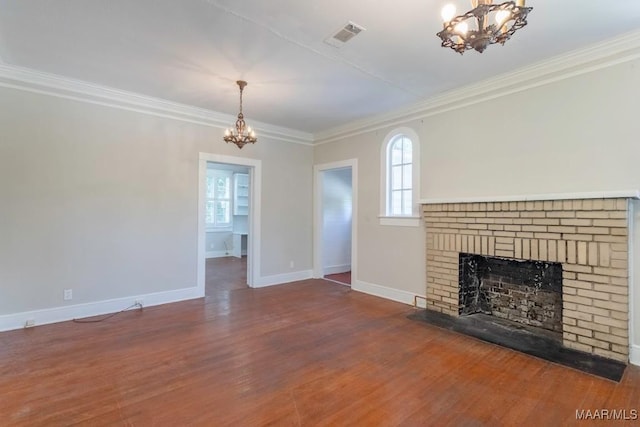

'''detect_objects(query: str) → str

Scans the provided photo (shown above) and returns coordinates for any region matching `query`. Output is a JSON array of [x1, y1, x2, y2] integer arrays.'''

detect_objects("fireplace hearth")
[[407, 309, 627, 381]]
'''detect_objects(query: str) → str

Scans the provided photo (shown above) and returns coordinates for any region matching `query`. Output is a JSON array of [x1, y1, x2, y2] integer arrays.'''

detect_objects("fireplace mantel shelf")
[[420, 190, 640, 205]]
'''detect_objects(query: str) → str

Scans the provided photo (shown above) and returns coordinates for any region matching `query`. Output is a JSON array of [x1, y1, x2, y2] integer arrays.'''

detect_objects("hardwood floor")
[[206, 256, 247, 296], [1, 280, 639, 426], [324, 271, 351, 286]]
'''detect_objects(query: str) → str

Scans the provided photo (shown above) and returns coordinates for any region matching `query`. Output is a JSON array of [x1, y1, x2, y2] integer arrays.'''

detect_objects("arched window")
[[380, 128, 420, 226], [387, 135, 413, 216]]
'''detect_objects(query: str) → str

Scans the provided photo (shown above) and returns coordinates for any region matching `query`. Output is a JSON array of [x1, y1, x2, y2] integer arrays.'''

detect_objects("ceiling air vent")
[[324, 21, 366, 48]]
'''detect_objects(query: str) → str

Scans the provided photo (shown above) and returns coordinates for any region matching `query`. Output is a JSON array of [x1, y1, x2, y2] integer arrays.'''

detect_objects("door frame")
[[197, 152, 262, 294], [313, 159, 358, 282]]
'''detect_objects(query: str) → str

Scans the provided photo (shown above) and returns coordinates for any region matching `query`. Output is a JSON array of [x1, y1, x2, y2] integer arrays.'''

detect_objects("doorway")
[[313, 159, 358, 286], [197, 153, 262, 297], [205, 162, 250, 296]]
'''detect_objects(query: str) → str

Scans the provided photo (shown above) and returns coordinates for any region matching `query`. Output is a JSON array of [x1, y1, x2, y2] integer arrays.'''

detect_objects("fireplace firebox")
[[459, 254, 563, 335]]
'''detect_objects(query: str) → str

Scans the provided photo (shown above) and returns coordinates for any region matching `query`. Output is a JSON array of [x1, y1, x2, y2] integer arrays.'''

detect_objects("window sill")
[[379, 216, 421, 227], [206, 227, 233, 233]]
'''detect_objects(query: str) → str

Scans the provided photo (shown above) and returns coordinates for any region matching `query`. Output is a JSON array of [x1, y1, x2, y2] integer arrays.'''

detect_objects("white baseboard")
[[631, 344, 640, 366], [253, 270, 313, 288], [323, 264, 351, 276], [206, 250, 230, 259], [0, 286, 202, 332], [352, 279, 426, 308]]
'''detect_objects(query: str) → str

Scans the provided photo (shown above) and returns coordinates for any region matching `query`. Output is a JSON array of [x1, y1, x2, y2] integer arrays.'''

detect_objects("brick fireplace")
[[422, 198, 630, 362]]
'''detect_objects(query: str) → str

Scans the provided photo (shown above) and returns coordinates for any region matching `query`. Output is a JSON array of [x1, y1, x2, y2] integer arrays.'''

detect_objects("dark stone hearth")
[[459, 254, 563, 333], [408, 309, 626, 382]]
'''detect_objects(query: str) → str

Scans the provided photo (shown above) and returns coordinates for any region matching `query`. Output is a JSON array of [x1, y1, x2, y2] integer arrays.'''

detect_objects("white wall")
[[421, 60, 640, 199], [0, 85, 313, 318], [205, 231, 233, 257], [322, 168, 352, 275], [314, 57, 640, 357]]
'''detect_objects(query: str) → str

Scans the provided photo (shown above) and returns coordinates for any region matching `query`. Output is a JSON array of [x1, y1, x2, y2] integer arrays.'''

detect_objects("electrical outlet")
[[63, 289, 73, 301], [209, 243, 215, 249], [289, 260, 294, 269], [24, 319, 35, 328]]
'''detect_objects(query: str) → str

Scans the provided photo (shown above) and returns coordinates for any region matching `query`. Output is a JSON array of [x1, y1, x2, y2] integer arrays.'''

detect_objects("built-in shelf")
[[233, 173, 249, 215]]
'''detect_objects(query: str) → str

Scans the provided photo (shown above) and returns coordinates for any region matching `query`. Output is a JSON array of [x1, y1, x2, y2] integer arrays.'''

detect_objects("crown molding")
[[2, 29, 639, 148], [314, 29, 640, 145], [0, 64, 314, 146]]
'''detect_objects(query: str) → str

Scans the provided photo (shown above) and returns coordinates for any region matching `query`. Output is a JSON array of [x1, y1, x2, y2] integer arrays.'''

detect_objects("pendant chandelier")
[[223, 80, 257, 149], [437, 0, 532, 54]]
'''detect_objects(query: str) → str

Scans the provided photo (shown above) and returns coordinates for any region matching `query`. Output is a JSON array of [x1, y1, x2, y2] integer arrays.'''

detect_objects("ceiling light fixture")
[[224, 80, 257, 149], [437, 1, 532, 54]]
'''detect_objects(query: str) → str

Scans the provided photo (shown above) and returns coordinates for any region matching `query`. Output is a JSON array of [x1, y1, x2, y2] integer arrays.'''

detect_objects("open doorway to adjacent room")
[[198, 153, 261, 298], [204, 161, 250, 297], [313, 160, 358, 287]]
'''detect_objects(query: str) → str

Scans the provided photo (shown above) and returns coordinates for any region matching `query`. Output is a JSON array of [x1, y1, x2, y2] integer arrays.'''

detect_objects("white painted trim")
[[0, 64, 313, 145], [206, 228, 233, 233], [314, 30, 640, 145], [352, 162, 359, 286], [313, 159, 358, 283], [629, 200, 638, 367], [206, 250, 229, 259], [420, 190, 640, 205], [1, 31, 639, 147], [323, 264, 351, 276], [253, 270, 313, 288], [352, 279, 425, 308], [198, 153, 261, 290], [198, 158, 207, 295], [0, 287, 201, 332], [631, 345, 640, 366], [3, 30, 638, 148], [379, 216, 421, 227]]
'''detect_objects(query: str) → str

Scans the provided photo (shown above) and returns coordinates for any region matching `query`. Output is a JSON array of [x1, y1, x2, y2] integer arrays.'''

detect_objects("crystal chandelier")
[[437, 1, 532, 54], [223, 80, 257, 149]]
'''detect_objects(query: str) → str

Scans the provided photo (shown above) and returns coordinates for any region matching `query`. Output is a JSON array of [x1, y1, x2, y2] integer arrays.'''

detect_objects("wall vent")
[[324, 21, 366, 48]]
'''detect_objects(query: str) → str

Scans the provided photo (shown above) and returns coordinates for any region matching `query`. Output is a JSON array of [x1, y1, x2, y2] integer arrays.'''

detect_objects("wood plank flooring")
[[1, 279, 639, 426], [324, 271, 351, 286], [206, 256, 247, 295]]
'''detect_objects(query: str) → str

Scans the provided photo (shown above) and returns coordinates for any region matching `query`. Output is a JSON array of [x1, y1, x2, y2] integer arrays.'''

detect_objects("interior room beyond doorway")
[[321, 167, 353, 286], [205, 162, 250, 296]]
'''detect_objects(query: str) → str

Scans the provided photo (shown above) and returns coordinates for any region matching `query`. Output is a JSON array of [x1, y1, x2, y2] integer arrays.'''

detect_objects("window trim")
[[379, 127, 421, 227]]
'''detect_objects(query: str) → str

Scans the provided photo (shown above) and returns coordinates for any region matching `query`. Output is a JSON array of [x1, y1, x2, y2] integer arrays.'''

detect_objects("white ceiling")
[[0, 0, 639, 134]]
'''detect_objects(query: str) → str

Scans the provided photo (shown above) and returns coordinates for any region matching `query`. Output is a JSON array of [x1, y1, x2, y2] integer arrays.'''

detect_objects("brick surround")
[[422, 198, 630, 362]]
